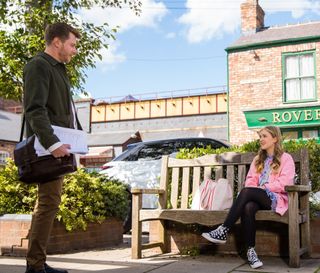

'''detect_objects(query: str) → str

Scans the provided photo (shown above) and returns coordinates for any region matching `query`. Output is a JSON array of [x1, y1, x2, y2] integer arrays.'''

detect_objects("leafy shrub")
[[283, 139, 320, 193], [177, 146, 221, 159], [176, 140, 261, 160], [0, 160, 37, 214], [0, 159, 129, 231]]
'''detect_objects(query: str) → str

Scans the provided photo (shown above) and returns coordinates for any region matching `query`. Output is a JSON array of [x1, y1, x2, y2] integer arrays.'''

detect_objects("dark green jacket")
[[23, 52, 82, 149]]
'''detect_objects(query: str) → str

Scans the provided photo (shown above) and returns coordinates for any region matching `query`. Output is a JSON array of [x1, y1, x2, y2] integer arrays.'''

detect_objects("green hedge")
[[0, 159, 129, 231]]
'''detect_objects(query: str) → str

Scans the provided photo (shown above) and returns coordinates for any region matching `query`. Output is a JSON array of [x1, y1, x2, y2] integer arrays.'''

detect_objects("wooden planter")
[[149, 214, 320, 258]]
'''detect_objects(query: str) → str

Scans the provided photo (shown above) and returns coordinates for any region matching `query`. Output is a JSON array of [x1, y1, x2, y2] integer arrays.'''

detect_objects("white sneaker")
[[247, 247, 263, 269], [201, 225, 228, 244]]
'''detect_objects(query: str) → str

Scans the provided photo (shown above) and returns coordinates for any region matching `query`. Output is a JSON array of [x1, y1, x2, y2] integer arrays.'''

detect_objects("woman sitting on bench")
[[202, 126, 295, 269]]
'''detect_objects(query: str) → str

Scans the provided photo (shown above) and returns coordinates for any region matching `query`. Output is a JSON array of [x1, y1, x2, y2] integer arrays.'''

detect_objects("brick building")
[[0, 98, 22, 114], [0, 110, 21, 166], [227, 0, 320, 145]]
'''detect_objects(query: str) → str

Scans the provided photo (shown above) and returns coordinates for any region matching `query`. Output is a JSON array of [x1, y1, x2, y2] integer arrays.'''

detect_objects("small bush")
[[0, 160, 37, 214], [0, 159, 129, 231]]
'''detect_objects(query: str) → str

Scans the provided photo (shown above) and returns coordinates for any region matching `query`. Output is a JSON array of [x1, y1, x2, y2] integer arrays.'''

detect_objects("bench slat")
[[226, 165, 235, 193], [171, 168, 180, 209], [192, 167, 201, 198], [204, 167, 211, 180], [139, 209, 290, 225], [140, 209, 229, 226], [238, 165, 246, 193], [168, 154, 220, 167], [215, 166, 223, 180], [181, 167, 190, 209]]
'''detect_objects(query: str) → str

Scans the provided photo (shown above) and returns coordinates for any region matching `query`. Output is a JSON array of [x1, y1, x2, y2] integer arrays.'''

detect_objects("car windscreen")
[[137, 142, 176, 160], [113, 148, 137, 161], [175, 139, 226, 150]]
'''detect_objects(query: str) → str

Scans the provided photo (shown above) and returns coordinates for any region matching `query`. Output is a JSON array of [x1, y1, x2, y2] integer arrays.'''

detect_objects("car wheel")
[[123, 189, 132, 233]]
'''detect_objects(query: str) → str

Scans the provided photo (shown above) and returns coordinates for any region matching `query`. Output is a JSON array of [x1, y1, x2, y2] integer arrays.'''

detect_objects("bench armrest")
[[131, 188, 166, 195], [285, 185, 311, 192]]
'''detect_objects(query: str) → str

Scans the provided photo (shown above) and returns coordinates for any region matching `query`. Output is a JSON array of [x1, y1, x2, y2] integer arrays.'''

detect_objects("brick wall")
[[0, 215, 30, 254], [0, 98, 22, 114], [0, 214, 123, 256], [149, 217, 320, 258], [228, 42, 320, 145], [47, 219, 123, 254]]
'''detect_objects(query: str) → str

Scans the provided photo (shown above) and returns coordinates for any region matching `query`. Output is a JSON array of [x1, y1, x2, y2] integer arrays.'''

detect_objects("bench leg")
[[131, 193, 142, 259], [300, 193, 311, 258], [288, 192, 300, 268], [158, 220, 170, 254]]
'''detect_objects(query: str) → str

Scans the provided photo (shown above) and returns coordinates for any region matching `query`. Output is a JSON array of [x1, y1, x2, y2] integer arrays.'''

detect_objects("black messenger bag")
[[14, 116, 77, 184]]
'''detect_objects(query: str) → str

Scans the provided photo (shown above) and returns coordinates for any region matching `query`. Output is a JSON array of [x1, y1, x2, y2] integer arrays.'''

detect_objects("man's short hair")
[[45, 22, 81, 45]]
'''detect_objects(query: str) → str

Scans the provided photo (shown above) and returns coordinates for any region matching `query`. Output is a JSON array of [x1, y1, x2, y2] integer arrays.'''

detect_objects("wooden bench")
[[131, 149, 311, 267]]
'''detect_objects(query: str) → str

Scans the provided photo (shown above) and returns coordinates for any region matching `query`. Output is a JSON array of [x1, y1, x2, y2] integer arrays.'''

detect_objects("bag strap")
[[19, 114, 25, 142]]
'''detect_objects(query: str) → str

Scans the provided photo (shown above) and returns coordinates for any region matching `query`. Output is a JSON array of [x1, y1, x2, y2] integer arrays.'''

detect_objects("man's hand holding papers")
[[34, 125, 88, 157]]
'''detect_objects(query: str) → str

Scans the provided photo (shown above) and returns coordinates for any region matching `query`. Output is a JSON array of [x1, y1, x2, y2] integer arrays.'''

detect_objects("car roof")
[[127, 137, 229, 148], [112, 137, 230, 162]]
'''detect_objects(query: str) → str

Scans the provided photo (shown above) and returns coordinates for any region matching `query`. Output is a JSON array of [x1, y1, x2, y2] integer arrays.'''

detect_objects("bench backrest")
[[159, 149, 309, 209]]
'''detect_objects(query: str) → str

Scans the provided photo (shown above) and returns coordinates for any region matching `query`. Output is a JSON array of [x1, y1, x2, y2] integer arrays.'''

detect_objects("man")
[[23, 22, 82, 273]]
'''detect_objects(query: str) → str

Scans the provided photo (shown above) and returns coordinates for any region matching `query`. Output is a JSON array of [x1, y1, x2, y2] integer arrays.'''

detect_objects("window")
[[302, 129, 318, 139], [282, 131, 298, 141], [0, 151, 10, 165], [281, 127, 319, 141], [283, 52, 316, 102]]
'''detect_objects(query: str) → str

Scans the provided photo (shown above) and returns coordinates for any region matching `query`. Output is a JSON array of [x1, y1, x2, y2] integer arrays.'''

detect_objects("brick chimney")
[[240, 0, 265, 35]]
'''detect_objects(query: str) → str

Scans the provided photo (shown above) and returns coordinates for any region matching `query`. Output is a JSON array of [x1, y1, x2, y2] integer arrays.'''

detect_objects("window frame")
[[282, 50, 317, 104], [281, 127, 320, 140], [0, 151, 10, 165]]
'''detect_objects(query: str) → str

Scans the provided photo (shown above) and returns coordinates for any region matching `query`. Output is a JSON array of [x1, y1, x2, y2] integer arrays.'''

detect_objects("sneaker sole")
[[249, 261, 263, 269], [201, 233, 226, 244]]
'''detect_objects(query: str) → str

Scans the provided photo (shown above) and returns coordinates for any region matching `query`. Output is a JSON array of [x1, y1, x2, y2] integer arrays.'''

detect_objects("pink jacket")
[[245, 152, 295, 216]]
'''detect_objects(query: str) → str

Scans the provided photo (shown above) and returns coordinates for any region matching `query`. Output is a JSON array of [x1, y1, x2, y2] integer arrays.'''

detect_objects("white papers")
[[34, 125, 88, 156]]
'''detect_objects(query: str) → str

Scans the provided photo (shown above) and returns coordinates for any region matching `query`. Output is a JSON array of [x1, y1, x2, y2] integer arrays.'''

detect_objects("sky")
[[79, 0, 320, 100]]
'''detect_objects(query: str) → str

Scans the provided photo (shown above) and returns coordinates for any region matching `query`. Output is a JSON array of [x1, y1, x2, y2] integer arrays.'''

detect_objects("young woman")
[[201, 126, 295, 269]]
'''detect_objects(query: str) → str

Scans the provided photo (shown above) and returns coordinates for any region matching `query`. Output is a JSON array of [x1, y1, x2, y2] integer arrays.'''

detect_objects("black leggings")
[[223, 187, 272, 248]]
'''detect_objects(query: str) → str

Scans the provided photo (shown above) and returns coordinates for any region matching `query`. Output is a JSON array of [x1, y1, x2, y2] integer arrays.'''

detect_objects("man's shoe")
[[44, 263, 68, 273], [247, 247, 263, 269], [201, 224, 229, 244], [25, 267, 46, 273]]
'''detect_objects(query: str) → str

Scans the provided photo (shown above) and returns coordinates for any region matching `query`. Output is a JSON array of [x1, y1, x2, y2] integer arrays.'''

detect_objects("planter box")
[[0, 214, 123, 256], [149, 215, 320, 257], [310, 216, 320, 257]]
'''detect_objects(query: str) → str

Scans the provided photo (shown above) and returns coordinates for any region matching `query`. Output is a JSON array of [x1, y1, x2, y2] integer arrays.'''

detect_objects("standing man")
[[23, 22, 81, 273]]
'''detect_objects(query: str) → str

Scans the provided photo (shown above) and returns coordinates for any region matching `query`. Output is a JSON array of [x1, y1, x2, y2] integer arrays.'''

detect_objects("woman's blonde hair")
[[255, 126, 284, 173]]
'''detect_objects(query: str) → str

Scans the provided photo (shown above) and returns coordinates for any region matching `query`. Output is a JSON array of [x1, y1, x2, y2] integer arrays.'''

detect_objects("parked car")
[[100, 137, 230, 232], [102, 137, 230, 168]]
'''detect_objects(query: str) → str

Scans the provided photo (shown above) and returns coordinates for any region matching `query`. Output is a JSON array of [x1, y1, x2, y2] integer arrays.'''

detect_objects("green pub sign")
[[244, 105, 320, 128]]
